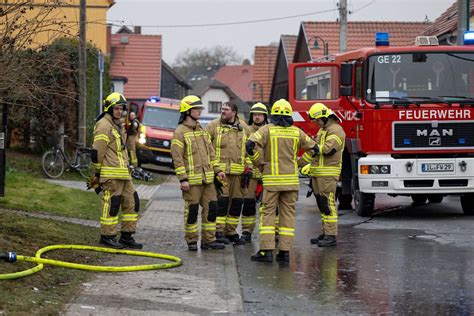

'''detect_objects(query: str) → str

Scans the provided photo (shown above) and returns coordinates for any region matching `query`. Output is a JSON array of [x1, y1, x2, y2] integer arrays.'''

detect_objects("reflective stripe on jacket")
[[92, 113, 131, 180], [206, 117, 250, 175], [249, 124, 316, 191], [300, 119, 345, 177], [171, 121, 221, 186]]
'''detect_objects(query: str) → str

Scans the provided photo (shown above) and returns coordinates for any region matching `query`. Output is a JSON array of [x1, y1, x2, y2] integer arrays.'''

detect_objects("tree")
[[173, 45, 243, 77]]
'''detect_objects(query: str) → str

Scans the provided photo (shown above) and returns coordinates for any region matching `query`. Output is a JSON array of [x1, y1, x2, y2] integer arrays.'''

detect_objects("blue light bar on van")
[[148, 96, 160, 103], [463, 31, 474, 45], [375, 32, 390, 47]]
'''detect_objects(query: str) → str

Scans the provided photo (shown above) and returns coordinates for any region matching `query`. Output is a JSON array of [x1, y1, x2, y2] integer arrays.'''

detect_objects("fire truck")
[[289, 33, 474, 216]]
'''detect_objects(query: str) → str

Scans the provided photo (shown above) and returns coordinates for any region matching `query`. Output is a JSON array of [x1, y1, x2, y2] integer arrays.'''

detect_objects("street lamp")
[[311, 36, 329, 60], [249, 80, 264, 102]]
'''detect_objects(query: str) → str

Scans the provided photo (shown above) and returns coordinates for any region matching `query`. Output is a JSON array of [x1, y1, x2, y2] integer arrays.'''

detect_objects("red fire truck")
[[289, 33, 474, 216]]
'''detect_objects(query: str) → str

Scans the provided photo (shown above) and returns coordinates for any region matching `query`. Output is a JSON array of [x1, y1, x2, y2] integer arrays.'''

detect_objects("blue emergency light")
[[459, 138, 466, 145], [403, 138, 411, 145], [463, 31, 474, 45], [148, 96, 160, 103], [375, 32, 390, 47]]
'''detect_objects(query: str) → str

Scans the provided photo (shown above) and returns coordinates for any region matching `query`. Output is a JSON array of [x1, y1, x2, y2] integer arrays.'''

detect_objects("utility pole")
[[339, 0, 348, 53], [457, 0, 470, 45], [78, 0, 87, 145]]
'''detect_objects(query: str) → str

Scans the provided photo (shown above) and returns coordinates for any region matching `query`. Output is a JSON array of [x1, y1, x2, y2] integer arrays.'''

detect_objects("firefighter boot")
[[188, 242, 198, 251], [216, 232, 230, 244], [317, 235, 337, 247], [226, 234, 246, 245], [201, 241, 225, 250], [251, 250, 273, 262], [100, 235, 124, 249], [276, 250, 290, 263], [119, 232, 143, 249], [242, 231, 252, 242], [310, 234, 325, 244]]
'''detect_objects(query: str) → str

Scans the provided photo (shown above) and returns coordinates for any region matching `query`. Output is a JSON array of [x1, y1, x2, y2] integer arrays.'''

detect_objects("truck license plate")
[[421, 163, 454, 172]]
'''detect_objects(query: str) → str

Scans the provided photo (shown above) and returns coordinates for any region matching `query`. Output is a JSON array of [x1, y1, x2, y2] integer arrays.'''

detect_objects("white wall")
[[200, 88, 230, 118]]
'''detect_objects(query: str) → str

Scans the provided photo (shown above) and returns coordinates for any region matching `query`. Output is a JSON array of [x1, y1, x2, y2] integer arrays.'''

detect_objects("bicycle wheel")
[[77, 152, 94, 178], [42, 151, 65, 178]]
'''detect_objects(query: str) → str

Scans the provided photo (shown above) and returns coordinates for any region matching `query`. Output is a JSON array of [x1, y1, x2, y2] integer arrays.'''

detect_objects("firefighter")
[[90, 92, 142, 249], [126, 111, 140, 167], [241, 102, 268, 242], [206, 102, 250, 245], [246, 99, 317, 262], [171, 95, 226, 251], [300, 102, 345, 247]]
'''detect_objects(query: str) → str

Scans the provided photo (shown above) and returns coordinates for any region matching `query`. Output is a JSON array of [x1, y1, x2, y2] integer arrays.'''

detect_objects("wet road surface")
[[235, 185, 474, 315]]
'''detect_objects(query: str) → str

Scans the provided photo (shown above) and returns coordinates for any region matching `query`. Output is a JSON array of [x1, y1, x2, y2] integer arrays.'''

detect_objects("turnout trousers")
[[312, 176, 338, 236], [100, 179, 139, 236], [126, 135, 138, 166], [183, 183, 218, 244], [242, 178, 258, 234], [216, 174, 246, 236], [259, 189, 298, 251]]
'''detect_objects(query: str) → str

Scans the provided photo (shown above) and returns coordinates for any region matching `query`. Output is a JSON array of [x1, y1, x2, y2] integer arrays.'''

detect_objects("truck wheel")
[[338, 194, 353, 210], [428, 195, 443, 204], [460, 194, 474, 215], [411, 195, 428, 206], [354, 190, 375, 217]]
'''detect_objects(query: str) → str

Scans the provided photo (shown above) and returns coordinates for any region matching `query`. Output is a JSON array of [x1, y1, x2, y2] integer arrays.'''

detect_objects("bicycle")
[[42, 135, 94, 179]]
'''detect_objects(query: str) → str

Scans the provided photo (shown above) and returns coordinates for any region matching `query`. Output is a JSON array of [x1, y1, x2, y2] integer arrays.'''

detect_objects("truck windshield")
[[142, 106, 180, 129], [366, 52, 474, 105]]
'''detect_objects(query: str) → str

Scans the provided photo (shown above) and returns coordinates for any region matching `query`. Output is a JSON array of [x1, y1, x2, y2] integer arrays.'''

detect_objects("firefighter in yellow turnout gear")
[[246, 99, 317, 262], [206, 102, 250, 245], [171, 95, 226, 251], [300, 103, 345, 247], [241, 102, 268, 242], [91, 92, 143, 249]]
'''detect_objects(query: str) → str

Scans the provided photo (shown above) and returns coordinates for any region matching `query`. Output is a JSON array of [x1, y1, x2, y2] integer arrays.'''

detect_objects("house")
[[1, 0, 114, 52], [423, 1, 474, 44], [191, 78, 249, 119], [294, 21, 430, 62], [213, 65, 254, 104], [186, 65, 222, 82], [253, 46, 279, 104], [109, 26, 190, 103], [269, 35, 297, 103]]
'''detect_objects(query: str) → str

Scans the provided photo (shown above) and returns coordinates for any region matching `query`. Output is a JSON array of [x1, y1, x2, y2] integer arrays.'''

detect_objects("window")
[[295, 66, 339, 100], [209, 101, 222, 113]]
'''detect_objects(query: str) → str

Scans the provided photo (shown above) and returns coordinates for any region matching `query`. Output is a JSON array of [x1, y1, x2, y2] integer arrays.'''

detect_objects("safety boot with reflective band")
[[310, 234, 325, 244], [276, 250, 289, 263], [318, 235, 337, 247], [251, 250, 273, 262]]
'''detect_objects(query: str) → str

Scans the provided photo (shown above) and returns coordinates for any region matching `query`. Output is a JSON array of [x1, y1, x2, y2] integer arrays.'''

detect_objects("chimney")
[[106, 24, 112, 55], [134, 26, 142, 34]]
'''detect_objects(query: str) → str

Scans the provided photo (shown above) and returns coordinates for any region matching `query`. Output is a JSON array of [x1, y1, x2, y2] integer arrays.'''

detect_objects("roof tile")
[[253, 46, 278, 103], [213, 65, 254, 102]]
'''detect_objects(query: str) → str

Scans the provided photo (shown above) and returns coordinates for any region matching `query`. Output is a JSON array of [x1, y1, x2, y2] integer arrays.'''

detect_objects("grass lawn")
[[0, 212, 105, 315]]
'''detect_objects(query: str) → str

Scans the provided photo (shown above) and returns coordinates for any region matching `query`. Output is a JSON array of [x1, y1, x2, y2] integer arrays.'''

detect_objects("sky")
[[107, 0, 455, 64]]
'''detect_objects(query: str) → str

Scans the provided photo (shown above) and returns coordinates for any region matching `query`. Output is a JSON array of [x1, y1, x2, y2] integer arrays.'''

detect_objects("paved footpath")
[[65, 177, 244, 315]]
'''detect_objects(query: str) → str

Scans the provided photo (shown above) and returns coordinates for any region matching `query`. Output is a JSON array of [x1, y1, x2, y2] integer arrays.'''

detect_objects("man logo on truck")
[[416, 128, 453, 137]]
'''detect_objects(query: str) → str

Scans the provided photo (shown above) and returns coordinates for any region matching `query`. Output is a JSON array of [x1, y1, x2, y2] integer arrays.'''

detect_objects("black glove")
[[245, 140, 256, 156], [312, 144, 320, 157], [241, 166, 252, 189], [86, 175, 100, 190], [214, 176, 225, 196]]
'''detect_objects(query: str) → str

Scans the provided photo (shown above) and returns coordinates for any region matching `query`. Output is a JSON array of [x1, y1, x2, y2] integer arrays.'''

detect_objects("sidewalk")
[[65, 177, 244, 315]]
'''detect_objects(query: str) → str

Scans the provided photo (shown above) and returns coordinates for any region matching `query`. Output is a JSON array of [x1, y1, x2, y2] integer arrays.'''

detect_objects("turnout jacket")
[[92, 113, 131, 180], [248, 124, 316, 191], [299, 119, 346, 177], [247, 123, 264, 179], [206, 117, 251, 175], [171, 121, 221, 186]]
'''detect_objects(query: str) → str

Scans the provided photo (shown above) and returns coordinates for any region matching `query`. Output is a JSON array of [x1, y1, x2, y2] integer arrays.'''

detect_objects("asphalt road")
[[234, 182, 474, 315]]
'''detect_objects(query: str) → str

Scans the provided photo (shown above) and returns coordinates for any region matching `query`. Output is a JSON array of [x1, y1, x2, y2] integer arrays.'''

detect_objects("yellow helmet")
[[180, 95, 204, 113], [308, 102, 331, 120], [271, 99, 293, 116], [103, 92, 127, 112], [250, 102, 268, 115]]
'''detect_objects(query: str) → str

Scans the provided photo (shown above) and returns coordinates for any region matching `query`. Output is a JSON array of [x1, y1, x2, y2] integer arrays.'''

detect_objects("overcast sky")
[[107, 0, 455, 64]]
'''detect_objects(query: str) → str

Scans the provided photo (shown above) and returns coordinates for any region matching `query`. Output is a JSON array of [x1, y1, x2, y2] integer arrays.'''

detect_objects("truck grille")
[[148, 138, 171, 149], [393, 121, 474, 150]]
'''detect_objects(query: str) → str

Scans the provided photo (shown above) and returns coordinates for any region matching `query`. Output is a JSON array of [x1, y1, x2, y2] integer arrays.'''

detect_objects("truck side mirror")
[[340, 63, 353, 96]]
